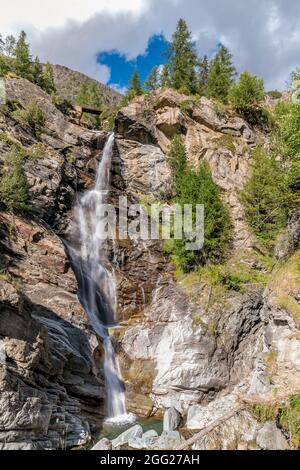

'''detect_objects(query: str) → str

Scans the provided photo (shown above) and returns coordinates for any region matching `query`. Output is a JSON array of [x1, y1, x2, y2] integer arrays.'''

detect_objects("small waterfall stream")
[[67, 133, 134, 424]]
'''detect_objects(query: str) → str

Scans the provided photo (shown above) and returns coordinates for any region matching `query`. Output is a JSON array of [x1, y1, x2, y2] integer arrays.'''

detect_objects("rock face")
[[112, 88, 299, 450], [0, 78, 107, 449], [0, 79, 299, 451]]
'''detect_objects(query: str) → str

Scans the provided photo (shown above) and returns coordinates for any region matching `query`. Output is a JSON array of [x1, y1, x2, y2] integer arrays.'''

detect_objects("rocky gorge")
[[0, 76, 299, 450]]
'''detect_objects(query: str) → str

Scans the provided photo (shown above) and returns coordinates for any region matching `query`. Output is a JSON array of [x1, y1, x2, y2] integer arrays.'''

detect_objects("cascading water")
[[66, 133, 135, 425]]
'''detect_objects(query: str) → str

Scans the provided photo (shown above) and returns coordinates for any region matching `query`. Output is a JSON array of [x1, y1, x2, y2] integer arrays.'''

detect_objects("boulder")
[[112, 425, 143, 448], [163, 407, 181, 432], [256, 422, 289, 450], [153, 431, 183, 450], [128, 430, 159, 450], [91, 438, 112, 450]]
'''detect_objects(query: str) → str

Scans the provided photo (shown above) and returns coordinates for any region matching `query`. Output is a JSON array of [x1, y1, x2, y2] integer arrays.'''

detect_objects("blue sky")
[[97, 35, 170, 92], [3, 1, 300, 90]]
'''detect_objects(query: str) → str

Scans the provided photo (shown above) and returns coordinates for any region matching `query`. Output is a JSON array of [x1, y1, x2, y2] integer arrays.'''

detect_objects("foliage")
[[267, 90, 282, 99], [167, 136, 231, 271], [240, 147, 296, 245], [0, 146, 29, 211], [4, 35, 16, 57], [160, 64, 170, 88], [42, 62, 56, 94], [15, 31, 33, 81], [198, 55, 209, 95], [207, 44, 236, 103], [251, 394, 300, 449], [145, 66, 160, 91], [229, 71, 264, 109], [166, 19, 198, 95], [32, 56, 43, 87], [76, 81, 103, 126], [126, 69, 143, 100], [13, 100, 46, 135]]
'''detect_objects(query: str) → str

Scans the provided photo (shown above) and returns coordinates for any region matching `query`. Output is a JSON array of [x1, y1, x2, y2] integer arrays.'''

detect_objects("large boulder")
[[256, 422, 289, 451], [111, 425, 143, 448], [163, 407, 181, 432]]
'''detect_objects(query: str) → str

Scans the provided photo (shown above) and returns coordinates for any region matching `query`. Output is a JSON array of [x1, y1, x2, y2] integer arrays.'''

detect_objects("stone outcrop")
[[1, 78, 299, 451], [0, 78, 108, 449]]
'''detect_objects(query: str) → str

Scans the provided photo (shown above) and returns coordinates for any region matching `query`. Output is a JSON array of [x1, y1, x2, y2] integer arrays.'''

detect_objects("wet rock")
[[128, 430, 158, 450], [112, 425, 143, 448], [163, 407, 181, 432], [153, 431, 183, 450]]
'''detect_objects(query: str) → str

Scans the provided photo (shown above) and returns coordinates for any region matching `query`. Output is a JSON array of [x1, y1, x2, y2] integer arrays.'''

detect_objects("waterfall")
[[66, 133, 135, 424]]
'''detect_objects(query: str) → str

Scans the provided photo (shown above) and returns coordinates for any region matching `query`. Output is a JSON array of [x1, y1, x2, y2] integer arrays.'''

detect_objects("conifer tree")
[[0, 55, 9, 77], [4, 35, 16, 57], [127, 69, 143, 99], [42, 62, 56, 94], [0, 146, 29, 211], [167, 18, 198, 94], [161, 64, 170, 88], [15, 31, 32, 80], [145, 66, 160, 91], [32, 56, 43, 87], [229, 71, 264, 109], [0, 34, 4, 54], [207, 44, 236, 102], [198, 55, 209, 95]]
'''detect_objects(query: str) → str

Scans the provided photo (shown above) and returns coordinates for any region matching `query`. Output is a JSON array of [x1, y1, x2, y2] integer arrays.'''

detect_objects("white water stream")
[[67, 133, 135, 425]]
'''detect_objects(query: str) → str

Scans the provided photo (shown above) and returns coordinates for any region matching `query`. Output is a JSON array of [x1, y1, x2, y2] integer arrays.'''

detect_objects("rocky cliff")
[[0, 78, 299, 450]]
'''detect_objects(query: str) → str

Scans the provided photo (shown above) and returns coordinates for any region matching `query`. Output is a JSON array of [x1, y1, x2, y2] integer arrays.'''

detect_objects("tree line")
[[0, 31, 56, 95], [126, 18, 265, 110]]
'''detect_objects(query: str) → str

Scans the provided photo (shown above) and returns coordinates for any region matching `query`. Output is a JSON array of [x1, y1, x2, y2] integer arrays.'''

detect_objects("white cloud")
[[110, 83, 128, 95], [1, 0, 300, 89]]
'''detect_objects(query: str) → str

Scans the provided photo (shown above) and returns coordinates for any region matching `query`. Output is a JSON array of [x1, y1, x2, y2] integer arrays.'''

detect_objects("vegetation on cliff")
[[165, 135, 231, 272]]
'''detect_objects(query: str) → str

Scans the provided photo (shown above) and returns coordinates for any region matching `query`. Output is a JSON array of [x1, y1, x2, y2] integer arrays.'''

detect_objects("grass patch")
[[251, 394, 300, 449], [212, 134, 236, 153], [276, 295, 300, 321]]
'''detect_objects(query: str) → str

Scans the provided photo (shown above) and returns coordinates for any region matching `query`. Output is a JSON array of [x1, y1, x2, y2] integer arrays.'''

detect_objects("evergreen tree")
[[198, 55, 209, 95], [15, 31, 32, 80], [32, 56, 43, 87], [167, 136, 231, 271], [167, 19, 198, 94], [0, 146, 29, 211], [229, 71, 264, 109], [127, 69, 143, 99], [161, 64, 170, 88], [0, 55, 9, 77], [42, 62, 56, 94], [145, 66, 160, 91], [207, 44, 236, 102], [0, 34, 4, 54], [241, 147, 295, 243], [77, 81, 103, 126], [4, 35, 16, 57]]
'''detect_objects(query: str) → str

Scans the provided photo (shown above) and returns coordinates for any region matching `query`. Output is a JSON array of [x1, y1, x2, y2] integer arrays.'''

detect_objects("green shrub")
[[267, 90, 282, 99], [13, 100, 46, 135], [279, 394, 300, 448], [229, 71, 264, 109], [241, 147, 297, 245], [167, 136, 231, 272], [0, 146, 29, 211]]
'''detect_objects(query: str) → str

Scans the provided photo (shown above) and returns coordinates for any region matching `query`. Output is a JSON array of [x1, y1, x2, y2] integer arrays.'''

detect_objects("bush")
[[241, 147, 296, 245], [0, 146, 29, 211], [229, 71, 264, 109], [13, 100, 46, 134], [167, 136, 232, 271]]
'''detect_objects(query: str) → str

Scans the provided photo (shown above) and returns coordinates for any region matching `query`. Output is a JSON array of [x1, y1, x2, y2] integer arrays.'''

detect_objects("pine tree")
[[127, 69, 143, 99], [0, 34, 4, 54], [15, 31, 32, 80], [198, 55, 209, 95], [4, 35, 16, 57], [229, 71, 264, 109], [161, 64, 170, 88], [241, 147, 295, 243], [145, 66, 160, 91], [0, 146, 29, 211], [32, 56, 43, 87], [167, 19, 198, 94], [207, 44, 236, 102], [0, 55, 9, 77], [42, 62, 56, 94]]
